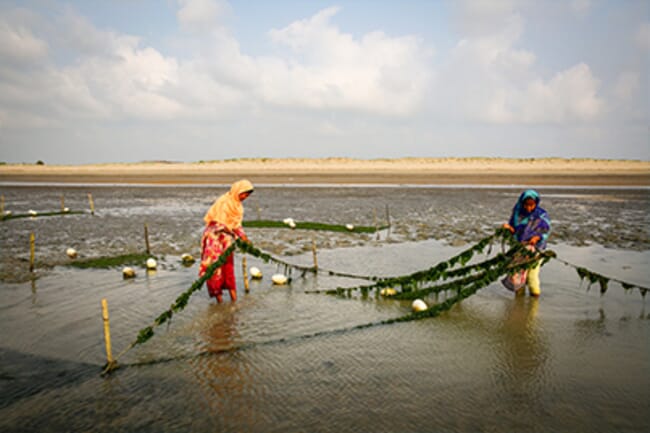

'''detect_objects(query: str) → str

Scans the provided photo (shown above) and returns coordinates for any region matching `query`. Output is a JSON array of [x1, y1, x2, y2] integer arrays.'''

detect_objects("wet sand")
[[1, 158, 649, 185]]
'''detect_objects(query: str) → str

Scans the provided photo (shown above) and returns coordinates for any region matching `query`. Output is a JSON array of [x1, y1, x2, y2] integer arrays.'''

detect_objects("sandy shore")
[[1, 158, 649, 186]]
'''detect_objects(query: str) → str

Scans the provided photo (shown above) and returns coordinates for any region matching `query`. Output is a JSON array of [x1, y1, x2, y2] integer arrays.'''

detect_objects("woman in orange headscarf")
[[199, 179, 254, 303]]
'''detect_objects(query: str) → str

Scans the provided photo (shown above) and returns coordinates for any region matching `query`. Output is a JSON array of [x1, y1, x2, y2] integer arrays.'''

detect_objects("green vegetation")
[[0, 210, 85, 221], [68, 253, 153, 269], [105, 228, 649, 374], [243, 219, 387, 233]]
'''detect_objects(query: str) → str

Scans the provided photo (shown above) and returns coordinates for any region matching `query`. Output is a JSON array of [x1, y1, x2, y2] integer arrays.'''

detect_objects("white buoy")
[[28, 210, 37, 216], [283, 217, 295, 225], [146, 258, 157, 270], [250, 266, 263, 279], [4, 211, 11, 216], [122, 267, 136, 279], [271, 273, 288, 285], [411, 299, 428, 312], [181, 253, 195, 264], [379, 288, 396, 297], [63, 207, 70, 213], [66, 248, 78, 259], [288, 221, 296, 229], [345, 223, 355, 231]]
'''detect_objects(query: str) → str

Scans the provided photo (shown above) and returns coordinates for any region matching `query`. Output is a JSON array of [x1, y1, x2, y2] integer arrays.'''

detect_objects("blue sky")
[[0, 0, 648, 164]]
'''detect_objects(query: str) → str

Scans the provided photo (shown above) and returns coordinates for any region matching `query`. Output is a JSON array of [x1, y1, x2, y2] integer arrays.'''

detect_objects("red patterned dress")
[[199, 222, 245, 299]]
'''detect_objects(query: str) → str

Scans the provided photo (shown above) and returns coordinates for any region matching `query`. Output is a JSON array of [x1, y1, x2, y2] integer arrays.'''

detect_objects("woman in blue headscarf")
[[502, 189, 551, 296]]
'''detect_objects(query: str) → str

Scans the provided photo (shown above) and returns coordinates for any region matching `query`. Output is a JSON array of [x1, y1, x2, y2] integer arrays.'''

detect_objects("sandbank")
[[0, 158, 648, 186]]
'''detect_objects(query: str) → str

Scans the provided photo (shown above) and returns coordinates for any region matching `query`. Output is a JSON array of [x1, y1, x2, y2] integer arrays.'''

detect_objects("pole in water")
[[256, 205, 261, 220], [385, 204, 391, 227], [87, 193, 95, 215], [144, 223, 150, 255], [101, 298, 116, 370], [29, 232, 35, 272], [312, 237, 318, 270], [60, 194, 65, 212], [1, 194, 4, 215], [242, 256, 250, 292]]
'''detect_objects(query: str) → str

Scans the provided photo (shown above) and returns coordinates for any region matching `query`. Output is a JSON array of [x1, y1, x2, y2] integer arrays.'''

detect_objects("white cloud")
[[177, 0, 229, 32], [262, 7, 432, 115], [522, 63, 602, 123], [455, 0, 520, 37], [434, 7, 603, 124], [0, 2, 610, 136], [0, 19, 48, 64]]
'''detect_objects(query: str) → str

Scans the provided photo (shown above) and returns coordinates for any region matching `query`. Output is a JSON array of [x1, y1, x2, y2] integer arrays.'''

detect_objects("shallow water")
[[1, 185, 649, 432]]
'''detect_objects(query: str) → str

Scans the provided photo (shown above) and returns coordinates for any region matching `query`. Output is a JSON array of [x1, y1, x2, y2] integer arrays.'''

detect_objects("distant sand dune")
[[1, 158, 648, 186]]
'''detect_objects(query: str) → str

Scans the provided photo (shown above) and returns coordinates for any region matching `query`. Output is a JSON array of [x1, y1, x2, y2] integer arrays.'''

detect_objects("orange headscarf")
[[203, 179, 254, 229]]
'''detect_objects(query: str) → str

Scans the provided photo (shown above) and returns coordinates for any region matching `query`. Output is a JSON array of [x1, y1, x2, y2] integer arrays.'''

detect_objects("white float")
[[271, 273, 288, 285], [146, 258, 157, 270], [250, 266, 263, 279], [122, 267, 136, 279], [181, 253, 195, 264], [379, 288, 396, 297], [411, 299, 428, 312], [66, 248, 78, 259], [345, 224, 355, 231]]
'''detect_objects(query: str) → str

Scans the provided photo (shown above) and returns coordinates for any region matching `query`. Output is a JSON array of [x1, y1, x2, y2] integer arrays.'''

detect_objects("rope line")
[[102, 227, 647, 375]]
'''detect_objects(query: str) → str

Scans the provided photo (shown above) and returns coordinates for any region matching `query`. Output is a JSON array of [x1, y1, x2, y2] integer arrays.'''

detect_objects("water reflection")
[[188, 304, 262, 430], [496, 297, 548, 393], [468, 296, 551, 409], [30, 276, 37, 304]]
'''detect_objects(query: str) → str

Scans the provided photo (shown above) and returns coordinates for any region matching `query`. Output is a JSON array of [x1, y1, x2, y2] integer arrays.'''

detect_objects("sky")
[[0, 0, 648, 164]]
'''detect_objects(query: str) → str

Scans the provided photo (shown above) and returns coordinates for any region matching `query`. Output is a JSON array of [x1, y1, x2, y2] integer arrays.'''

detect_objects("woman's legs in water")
[[527, 260, 541, 296]]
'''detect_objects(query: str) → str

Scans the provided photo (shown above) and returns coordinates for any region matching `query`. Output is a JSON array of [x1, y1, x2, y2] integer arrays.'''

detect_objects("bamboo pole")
[[60, 194, 65, 212], [256, 204, 261, 220], [242, 256, 250, 292], [373, 208, 379, 240], [144, 223, 150, 255], [385, 204, 391, 227], [101, 299, 115, 368], [29, 232, 35, 272], [87, 193, 95, 215], [311, 237, 318, 270], [0, 194, 4, 215]]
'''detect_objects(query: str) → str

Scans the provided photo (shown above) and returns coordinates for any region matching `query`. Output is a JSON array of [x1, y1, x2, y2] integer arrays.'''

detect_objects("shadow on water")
[[0, 348, 98, 410]]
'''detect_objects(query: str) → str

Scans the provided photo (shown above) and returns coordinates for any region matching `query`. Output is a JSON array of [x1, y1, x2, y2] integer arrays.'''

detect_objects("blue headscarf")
[[508, 189, 551, 249]]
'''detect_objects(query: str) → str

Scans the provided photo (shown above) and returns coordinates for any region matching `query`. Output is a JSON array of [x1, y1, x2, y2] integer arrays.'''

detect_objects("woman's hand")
[[528, 235, 540, 246], [502, 223, 515, 233]]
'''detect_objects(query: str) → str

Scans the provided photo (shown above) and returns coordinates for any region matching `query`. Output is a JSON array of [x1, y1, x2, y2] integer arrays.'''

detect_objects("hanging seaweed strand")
[[103, 243, 237, 374]]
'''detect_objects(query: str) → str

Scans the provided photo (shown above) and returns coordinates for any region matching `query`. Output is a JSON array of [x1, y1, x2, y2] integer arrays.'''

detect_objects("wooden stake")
[[29, 232, 35, 272], [311, 237, 318, 270], [0, 194, 4, 215], [60, 194, 65, 212], [242, 256, 250, 292], [385, 204, 391, 227], [144, 223, 150, 255], [87, 193, 95, 215], [101, 298, 114, 367], [256, 205, 261, 220]]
